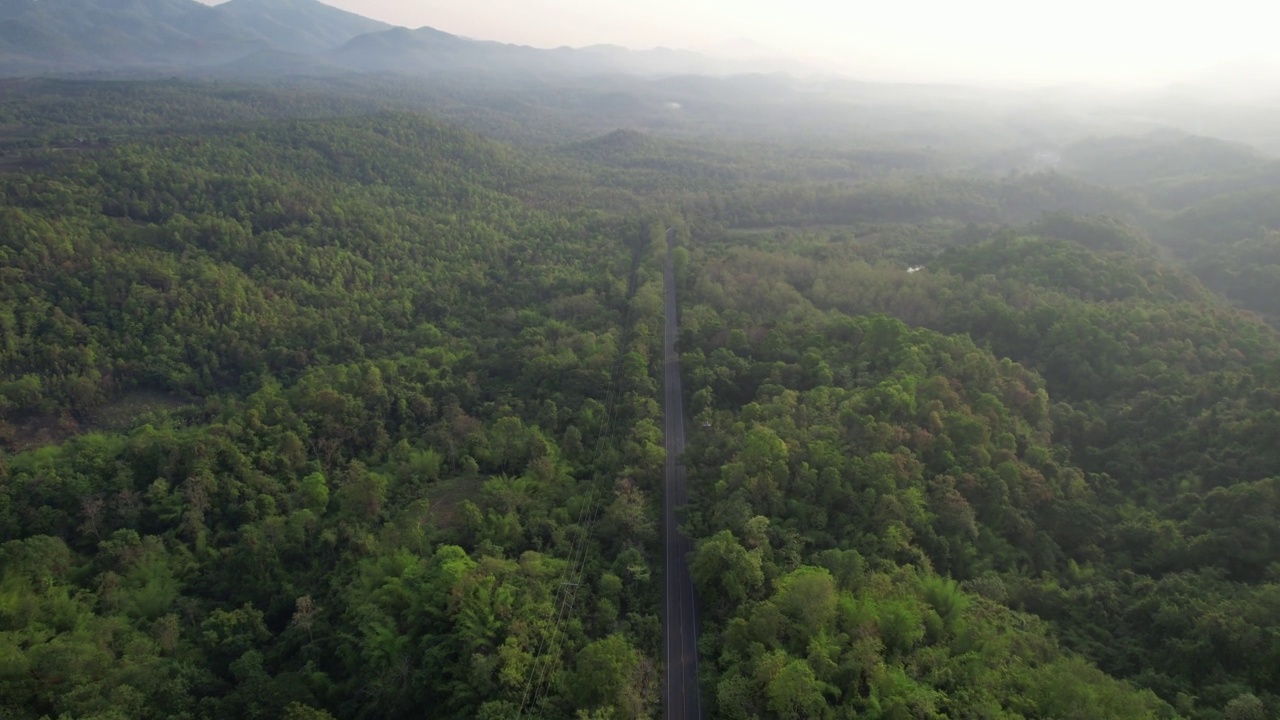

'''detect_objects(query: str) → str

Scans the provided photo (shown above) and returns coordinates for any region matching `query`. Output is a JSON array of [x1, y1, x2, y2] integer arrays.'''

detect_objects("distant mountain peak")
[[218, 0, 371, 12], [223, 0, 303, 6], [0, 0, 394, 72]]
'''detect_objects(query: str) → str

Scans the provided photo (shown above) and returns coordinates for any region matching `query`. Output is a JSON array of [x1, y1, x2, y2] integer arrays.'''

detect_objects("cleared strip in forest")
[[518, 223, 650, 717]]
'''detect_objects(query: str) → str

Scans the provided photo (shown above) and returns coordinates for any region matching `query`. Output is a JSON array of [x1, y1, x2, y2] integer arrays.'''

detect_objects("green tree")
[[690, 530, 763, 608]]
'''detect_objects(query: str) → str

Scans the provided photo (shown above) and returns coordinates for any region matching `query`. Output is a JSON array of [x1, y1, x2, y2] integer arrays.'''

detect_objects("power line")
[[517, 229, 648, 718]]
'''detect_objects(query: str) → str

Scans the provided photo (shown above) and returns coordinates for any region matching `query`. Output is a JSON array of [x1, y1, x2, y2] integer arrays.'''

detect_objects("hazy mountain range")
[[2, 0, 1278, 156], [0, 0, 804, 78]]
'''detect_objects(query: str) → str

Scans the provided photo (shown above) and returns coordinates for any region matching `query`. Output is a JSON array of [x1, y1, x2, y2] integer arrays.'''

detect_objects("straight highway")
[[662, 227, 702, 720]]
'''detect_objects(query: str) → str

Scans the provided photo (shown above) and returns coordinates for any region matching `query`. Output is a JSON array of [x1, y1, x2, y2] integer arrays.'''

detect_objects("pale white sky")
[[209, 0, 1280, 86]]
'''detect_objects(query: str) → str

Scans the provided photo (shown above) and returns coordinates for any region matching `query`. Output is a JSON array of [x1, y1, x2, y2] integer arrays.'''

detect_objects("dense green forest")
[[0, 89, 675, 719], [3, 79, 1280, 719]]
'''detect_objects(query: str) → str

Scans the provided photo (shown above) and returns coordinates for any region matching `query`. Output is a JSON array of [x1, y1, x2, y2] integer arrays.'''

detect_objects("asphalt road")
[[662, 228, 702, 720]]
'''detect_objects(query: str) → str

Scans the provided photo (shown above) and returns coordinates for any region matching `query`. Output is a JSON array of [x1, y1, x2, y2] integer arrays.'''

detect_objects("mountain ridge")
[[0, 0, 387, 72], [0, 0, 795, 80], [213, 0, 390, 55]]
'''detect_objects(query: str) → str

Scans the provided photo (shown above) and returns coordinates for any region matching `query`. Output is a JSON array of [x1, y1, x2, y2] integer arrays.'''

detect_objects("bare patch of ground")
[[1, 390, 192, 452]]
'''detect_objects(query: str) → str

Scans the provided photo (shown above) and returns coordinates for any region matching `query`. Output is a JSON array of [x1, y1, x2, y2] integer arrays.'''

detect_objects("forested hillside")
[[3, 78, 1280, 720], [1059, 132, 1280, 323], [673, 215, 1280, 718]]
